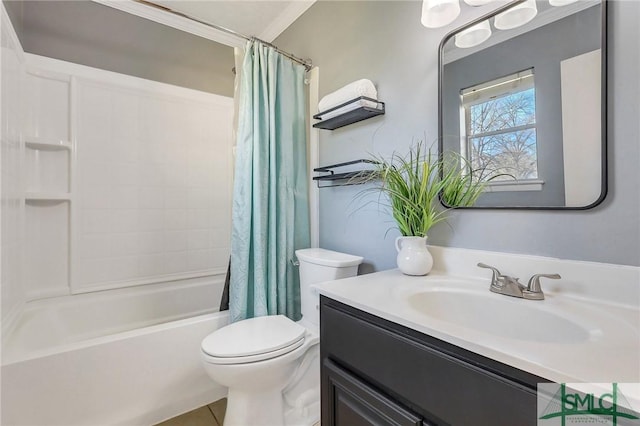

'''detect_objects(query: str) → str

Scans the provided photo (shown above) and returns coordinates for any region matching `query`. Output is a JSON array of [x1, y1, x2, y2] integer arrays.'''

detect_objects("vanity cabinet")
[[320, 296, 548, 426], [325, 359, 423, 426]]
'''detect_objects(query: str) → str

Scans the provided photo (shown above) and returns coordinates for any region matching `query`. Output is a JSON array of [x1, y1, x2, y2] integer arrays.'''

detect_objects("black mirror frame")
[[437, 0, 608, 210]]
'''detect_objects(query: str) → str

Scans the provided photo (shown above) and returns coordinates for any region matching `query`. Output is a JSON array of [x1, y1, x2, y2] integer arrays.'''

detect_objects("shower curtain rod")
[[135, 0, 313, 71]]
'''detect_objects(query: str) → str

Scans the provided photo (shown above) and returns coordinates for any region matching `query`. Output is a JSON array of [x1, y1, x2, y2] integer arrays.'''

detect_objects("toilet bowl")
[[201, 248, 363, 426]]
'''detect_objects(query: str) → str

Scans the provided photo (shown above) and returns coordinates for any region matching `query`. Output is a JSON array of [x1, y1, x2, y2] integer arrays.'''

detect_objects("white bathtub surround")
[[0, 18, 235, 423], [2, 275, 225, 363], [1, 2, 26, 340], [314, 245, 639, 406], [2, 312, 229, 426], [1, 275, 229, 425], [18, 53, 234, 298]]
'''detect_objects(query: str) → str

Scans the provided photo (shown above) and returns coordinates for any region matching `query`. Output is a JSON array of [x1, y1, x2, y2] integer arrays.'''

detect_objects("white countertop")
[[314, 268, 640, 387]]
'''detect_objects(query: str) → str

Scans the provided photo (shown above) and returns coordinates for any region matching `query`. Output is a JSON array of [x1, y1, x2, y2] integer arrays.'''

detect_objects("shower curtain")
[[229, 40, 310, 323]]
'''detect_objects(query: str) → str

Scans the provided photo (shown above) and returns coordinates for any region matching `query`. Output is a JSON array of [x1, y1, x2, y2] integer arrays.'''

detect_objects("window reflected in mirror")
[[462, 69, 538, 185], [439, 0, 606, 209]]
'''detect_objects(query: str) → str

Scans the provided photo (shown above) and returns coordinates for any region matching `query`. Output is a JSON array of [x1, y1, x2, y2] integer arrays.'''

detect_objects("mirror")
[[439, 0, 606, 209]]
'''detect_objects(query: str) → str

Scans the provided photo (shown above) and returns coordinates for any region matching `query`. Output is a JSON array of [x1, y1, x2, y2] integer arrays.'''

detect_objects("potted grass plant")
[[362, 142, 486, 275]]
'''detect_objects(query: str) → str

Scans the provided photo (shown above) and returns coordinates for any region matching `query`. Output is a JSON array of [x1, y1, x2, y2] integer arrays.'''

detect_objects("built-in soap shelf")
[[25, 137, 72, 151], [24, 135, 71, 196], [313, 159, 379, 188], [22, 70, 73, 300], [313, 96, 385, 130], [25, 193, 72, 201]]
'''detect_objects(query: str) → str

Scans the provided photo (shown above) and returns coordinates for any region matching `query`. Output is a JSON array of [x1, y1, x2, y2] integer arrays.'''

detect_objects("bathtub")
[[1, 276, 230, 426]]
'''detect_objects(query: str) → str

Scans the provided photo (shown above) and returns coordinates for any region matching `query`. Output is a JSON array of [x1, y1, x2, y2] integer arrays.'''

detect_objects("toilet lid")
[[201, 315, 306, 359]]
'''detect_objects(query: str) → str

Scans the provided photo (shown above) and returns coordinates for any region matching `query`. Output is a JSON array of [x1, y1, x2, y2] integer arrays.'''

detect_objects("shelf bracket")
[[312, 97, 385, 130], [313, 159, 379, 188]]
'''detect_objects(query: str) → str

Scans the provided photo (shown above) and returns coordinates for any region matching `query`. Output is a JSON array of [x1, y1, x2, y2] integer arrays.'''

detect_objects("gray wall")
[[443, 6, 601, 207], [4, 0, 234, 96], [275, 0, 640, 268], [2, 0, 22, 41]]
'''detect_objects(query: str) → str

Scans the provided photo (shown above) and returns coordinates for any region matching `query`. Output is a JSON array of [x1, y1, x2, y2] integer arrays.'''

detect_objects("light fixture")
[[421, 0, 461, 28], [455, 20, 492, 48], [463, 0, 493, 6], [494, 0, 538, 30], [549, 0, 579, 6]]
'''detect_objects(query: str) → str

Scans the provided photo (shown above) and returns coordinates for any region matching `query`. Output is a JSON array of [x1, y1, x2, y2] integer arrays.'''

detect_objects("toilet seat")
[[201, 315, 307, 365]]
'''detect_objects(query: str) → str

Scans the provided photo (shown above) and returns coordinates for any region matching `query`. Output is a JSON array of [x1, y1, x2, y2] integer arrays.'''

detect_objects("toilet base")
[[282, 347, 320, 426], [223, 388, 285, 426], [201, 324, 322, 426], [222, 390, 319, 426], [284, 399, 320, 426]]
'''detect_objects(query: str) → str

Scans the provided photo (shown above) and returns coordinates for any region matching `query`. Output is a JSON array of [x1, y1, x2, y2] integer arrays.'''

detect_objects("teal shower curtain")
[[229, 40, 310, 323]]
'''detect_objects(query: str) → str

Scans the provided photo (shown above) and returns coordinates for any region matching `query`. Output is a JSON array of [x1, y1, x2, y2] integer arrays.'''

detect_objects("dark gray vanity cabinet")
[[324, 359, 423, 426], [320, 296, 548, 426]]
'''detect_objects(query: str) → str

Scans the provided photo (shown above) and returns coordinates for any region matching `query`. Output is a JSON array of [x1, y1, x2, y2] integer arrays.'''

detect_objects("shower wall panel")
[[72, 73, 234, 292], [1, 5, 26, 333], [22, 70, 72, 300], [21, 53, 234, 297]]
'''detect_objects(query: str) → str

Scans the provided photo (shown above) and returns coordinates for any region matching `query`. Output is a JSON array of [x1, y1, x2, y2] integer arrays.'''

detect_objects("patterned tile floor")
[[156, 398, 227, 426], [156, 398, 320, 426]]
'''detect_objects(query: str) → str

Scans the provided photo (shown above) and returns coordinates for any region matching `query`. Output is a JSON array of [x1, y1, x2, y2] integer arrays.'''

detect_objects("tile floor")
[[156, 398, 227, 426], [156, 398, 320, 426]]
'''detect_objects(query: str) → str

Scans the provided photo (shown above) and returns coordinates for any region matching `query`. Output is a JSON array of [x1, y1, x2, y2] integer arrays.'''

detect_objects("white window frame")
[[460, 69, 543, 192]]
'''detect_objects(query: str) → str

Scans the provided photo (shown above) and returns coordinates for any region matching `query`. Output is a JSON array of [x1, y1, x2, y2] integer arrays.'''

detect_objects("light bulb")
[[421, 0, 461, 28], [463, 0, 493, 6], [494, 0, 538, 30], [549, 0, 579, 6], [455, 20, 492, 48]]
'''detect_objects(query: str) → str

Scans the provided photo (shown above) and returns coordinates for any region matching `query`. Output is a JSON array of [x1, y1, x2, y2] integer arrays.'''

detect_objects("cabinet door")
[[323, 359, 423, 426], [321, 299, 540, 425]]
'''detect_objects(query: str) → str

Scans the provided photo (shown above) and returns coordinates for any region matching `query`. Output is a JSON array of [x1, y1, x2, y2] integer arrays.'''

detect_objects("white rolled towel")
[[318, 79, 377, 113], [316, 99, 381, 122]]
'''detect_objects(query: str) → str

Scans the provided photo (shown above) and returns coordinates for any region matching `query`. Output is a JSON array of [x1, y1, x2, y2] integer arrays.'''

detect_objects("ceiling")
[[94, 0, 316, 47]]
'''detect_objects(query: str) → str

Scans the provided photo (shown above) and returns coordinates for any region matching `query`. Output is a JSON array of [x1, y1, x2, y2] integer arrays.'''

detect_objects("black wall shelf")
[[313, 96, 385, 130], [313, 159, 379, 188]]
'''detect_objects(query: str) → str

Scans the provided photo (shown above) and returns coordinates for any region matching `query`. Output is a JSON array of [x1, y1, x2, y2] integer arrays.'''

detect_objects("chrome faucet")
[[477, 263, 560, 300], [523, 273, 561, 300]]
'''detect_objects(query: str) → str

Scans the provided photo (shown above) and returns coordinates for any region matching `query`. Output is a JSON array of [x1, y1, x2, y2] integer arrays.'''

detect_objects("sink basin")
[[407, 289, 593, 343]]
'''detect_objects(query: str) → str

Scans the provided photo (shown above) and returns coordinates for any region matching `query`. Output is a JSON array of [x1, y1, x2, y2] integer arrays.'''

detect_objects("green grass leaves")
[[361, 143, 487, 237]]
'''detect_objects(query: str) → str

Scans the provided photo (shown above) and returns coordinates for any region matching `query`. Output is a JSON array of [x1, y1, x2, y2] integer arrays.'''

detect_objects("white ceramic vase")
[[395, 236, 433, 276]]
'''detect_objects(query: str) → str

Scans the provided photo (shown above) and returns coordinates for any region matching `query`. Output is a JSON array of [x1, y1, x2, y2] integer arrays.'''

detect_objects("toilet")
[[201, 248, 363, 426]]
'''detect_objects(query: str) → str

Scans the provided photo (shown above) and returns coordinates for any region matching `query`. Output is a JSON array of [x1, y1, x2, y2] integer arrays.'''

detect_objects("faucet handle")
[[526, 273, 561, 296], [477, 263, 502, 285]]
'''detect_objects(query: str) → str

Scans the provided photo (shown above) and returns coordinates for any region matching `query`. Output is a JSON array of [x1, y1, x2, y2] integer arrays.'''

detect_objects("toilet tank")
[[295, 248, 363, 326]]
